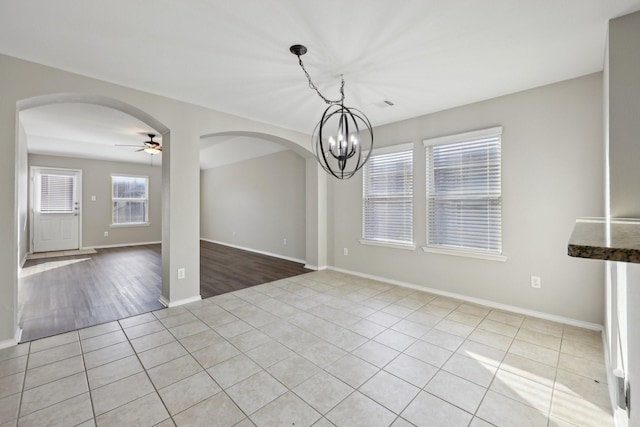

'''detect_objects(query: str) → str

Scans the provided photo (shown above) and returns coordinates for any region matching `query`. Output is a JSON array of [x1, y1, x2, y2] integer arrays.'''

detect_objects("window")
[[38, 172, 76, 213], [111, 175, 149, 225], [424, 127, 503, 259], [361, 143, 414, 248]]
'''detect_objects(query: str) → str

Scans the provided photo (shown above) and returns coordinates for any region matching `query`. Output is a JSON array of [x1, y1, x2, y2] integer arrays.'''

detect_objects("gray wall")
[[17, 125, 28, 265], [605, 10, 640, 427], [200, 150, 306, 261], [329, 73, 605, 324], [28, 154, 162, 248], [609, 11, 640, 218]]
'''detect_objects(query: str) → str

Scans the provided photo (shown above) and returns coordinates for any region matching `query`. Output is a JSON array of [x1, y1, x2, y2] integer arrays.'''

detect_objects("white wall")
[[329, 73, 605, 324], [200, 150, 306, 261], [28, 154, 162, 248]]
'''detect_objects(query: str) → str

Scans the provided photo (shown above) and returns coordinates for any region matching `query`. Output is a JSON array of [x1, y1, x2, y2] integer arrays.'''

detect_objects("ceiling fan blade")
[[135, 148, 145, 152]]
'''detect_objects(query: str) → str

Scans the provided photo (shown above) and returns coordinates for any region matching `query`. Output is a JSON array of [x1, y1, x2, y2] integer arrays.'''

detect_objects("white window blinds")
[[112, 175, 149, 225], [362, 145, 413, 245], [425, 128, 502, 254], [39, 173, 75, 213]]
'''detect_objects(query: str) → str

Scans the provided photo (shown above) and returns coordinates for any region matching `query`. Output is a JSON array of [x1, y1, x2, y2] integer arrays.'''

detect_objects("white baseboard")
[[303, 264, 329, 271], [201, 238, 306, 265], [159, 295, 202, 308], [0, 337, 18, 350], [84, 241, 161, 250], [601, 329, 624, 424], [328, 266, 603, 331]]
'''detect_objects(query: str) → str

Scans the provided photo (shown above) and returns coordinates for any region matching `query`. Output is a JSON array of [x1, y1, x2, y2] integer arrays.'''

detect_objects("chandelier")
[[290, 44, 373, 179]]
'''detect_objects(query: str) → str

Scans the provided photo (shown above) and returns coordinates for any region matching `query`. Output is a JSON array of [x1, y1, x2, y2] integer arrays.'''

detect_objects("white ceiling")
[[4, 1, 640, 165], [20, 104, 163, 165], [20, 103, 292, 167], [200, 135, 288, 170]]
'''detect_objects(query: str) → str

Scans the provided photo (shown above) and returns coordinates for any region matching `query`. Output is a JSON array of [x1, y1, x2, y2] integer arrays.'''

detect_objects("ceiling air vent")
[[373, 100, 395, 109]]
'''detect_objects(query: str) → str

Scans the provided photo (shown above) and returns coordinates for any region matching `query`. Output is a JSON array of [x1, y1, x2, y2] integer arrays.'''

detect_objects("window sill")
[[422, 246, 507, 262], [110, 223, 151, 228], [359, 239, 416, 251]]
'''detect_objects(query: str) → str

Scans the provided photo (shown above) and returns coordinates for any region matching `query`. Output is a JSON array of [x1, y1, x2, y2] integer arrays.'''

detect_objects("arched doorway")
[[199, 132, 311, 296], [15, 93, 171, 341], [199, 131, 326, 271]]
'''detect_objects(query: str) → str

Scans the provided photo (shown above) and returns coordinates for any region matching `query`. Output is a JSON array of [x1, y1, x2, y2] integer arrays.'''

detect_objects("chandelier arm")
[[296, 55, 345, 105], [316, 110, 341, 179]]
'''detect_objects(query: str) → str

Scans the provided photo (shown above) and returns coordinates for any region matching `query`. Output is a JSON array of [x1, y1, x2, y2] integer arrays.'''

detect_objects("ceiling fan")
[[116, 133, 162, 154]]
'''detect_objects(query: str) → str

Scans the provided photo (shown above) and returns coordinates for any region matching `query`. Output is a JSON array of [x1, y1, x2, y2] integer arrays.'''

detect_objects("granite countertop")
[[568, 218, 640, 263]]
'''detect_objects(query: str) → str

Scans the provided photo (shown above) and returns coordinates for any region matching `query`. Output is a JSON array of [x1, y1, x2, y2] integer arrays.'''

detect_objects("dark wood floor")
[[19, 244, 164, 342], [19, 241, 309, 341], [200, 240, 310, 298]]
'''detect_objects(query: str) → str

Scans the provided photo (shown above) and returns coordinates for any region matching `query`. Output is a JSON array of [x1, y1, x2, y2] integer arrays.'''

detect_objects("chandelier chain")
[[297, 56, 345, 105]]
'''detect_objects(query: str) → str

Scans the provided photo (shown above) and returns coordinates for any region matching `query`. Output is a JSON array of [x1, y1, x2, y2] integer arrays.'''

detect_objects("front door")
[[31, 167, 81, 253]]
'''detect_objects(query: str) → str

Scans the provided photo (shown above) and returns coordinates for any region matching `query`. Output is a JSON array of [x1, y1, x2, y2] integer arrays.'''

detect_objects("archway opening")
[[199, 131, 317, 296], [15, 93, 170, 341]]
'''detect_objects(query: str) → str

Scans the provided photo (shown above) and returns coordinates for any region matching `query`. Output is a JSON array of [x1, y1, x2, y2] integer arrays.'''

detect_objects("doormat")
[[27, 248, 97, 261]]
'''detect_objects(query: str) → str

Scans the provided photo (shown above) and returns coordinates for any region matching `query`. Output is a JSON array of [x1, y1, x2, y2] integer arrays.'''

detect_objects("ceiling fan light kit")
[[290, 44, 373, 180], [115, 133, 162, 155]]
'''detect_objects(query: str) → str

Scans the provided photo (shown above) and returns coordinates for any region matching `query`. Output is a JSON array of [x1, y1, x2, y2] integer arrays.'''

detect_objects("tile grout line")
[[413, 303, 493, 424], [78, 331, 99, 426], [475, 318, 562, 426], [219, 292, 343, 423], [471, 319, 522, 425], [308, 279, 465, 421], [156, 295, 328, 422], [127, 312, 193, 426], [141, 307, 231, 425], [200, 281, 392, 423], [545, 333, 563, 427], [76, 317, 170, 425], [242, 277, 589, 426], [160, 302, 258, 424], [12, 271, 610, 427], [16, 334, 91, 423], [13, 342, 31, 425]]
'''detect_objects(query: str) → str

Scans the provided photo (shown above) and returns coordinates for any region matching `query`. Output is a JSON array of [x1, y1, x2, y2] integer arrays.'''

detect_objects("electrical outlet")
[[91, 195, 97, 201], [103, 231, 108, 237], [343, 248, 348, 256], [177, 268, 186, 280], [531, 275, 541, 289], [283, 238, 287, 245]]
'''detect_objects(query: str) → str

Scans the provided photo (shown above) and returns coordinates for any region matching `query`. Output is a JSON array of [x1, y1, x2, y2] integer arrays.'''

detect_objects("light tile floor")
[[0, 271, 613, 427]]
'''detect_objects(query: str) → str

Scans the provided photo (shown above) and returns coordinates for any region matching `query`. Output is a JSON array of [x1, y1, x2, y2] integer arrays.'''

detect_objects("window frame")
[[360, 142, 416, 251], [422, 127, 506, 262], [110, 174, 150, 227]]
